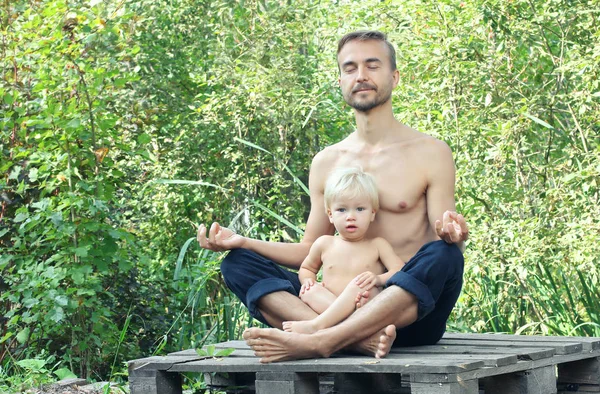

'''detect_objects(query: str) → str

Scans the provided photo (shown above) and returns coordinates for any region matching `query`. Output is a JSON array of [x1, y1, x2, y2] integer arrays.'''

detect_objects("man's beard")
[[343, 83, 393, 113]]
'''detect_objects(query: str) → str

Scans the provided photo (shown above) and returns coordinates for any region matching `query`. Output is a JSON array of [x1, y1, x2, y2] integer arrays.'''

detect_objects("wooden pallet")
[[128, 333, 600, 394]]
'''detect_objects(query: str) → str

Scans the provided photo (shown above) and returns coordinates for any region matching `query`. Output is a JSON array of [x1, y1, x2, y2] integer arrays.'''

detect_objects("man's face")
[[337, 40, 399, 112]]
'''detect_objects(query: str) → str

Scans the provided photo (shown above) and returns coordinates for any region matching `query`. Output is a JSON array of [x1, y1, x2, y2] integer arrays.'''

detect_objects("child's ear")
[[327, 209, 334, 223], [371, 209, 376, 222]]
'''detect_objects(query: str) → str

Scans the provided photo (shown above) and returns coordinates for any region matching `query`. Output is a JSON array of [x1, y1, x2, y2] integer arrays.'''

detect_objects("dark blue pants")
[[220, 240, 463, 345]]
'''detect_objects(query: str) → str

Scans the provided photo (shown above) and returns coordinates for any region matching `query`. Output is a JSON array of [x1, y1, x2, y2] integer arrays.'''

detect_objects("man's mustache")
[[352, 83, 377, 93]]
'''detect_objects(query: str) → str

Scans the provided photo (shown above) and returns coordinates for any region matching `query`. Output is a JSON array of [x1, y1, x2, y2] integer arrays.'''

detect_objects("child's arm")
[[354, 238, 405, 290], [375, 237, 405, 284], [298, 236, 328, 285]]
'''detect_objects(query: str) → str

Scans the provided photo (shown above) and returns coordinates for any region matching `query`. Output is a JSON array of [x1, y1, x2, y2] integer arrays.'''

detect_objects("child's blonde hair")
[[324, 167, 379, 211]]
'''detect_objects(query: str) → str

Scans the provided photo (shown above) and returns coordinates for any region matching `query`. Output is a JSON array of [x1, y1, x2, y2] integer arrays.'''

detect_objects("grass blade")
[[252, 201, 304, 236]]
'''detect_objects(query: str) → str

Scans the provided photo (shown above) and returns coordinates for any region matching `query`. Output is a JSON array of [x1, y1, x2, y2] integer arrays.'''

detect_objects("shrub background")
[[1, 0, 598, 388]]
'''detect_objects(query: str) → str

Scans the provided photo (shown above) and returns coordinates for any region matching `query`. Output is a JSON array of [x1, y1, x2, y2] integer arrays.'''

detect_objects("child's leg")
[[299, 283, 337, 315], [284, 281, 369, 334]]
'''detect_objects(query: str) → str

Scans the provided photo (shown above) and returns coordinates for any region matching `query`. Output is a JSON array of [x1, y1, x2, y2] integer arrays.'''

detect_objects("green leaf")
[[74, 247, 88, 257], [174, 237, 196, 281], [49, 307, 65, 323], [72, 271, 84, 285], [55, 295, 69, 307], [16, 327, 30, 344], [66, 118, 81, 129], [3, 92, 13, 105], [54, 367, 77, 380], [205, 344, 215, 356], [17, 358, 47, 372], [0, 332, 13, 344], [137, 133, 151, 144], [215, 348, 235, 357], [195, 348, 208, 357], [523, 113, 554, 129], [29, 168, 39, 182], [14, 212, 28, 223]]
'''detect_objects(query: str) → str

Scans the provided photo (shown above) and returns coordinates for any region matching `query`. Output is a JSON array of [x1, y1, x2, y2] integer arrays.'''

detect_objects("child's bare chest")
[[321, 242, 383, 278]]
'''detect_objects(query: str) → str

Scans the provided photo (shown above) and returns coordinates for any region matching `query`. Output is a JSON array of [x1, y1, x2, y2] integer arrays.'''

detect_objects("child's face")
[[327, 195, 376, 241]]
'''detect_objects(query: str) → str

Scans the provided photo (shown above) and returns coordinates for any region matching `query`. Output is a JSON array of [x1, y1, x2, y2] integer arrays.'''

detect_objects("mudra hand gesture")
[[435, 210, 469, 244], [197, 222, 245, 251]]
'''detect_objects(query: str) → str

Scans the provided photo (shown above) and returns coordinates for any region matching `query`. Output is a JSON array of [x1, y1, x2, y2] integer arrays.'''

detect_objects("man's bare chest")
[[334, 154, 428, 214]]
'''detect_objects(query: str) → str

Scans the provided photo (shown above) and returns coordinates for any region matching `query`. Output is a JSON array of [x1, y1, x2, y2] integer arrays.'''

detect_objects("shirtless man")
[[197, 30, 468, 362]]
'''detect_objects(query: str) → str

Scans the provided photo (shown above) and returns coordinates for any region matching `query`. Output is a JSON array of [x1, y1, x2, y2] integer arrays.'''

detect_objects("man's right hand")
[[197, 222, 246, 252]]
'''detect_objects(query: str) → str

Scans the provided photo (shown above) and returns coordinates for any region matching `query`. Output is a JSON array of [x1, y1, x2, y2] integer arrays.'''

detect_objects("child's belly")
[[321, 272, 361, 296]]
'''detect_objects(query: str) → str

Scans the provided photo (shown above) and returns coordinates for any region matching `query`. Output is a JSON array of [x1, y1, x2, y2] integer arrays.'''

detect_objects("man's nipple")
[[398, 201, 408, 210]]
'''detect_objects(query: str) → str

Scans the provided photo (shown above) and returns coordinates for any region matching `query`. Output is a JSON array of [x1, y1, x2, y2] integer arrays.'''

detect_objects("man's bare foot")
[[282, 320, 319, 334], [243, 327, 328, 363], [347, 324, 396, 358]]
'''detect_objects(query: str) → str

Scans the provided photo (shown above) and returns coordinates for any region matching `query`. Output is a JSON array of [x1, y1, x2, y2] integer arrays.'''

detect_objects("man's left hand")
[[435, 210, 469, 244]]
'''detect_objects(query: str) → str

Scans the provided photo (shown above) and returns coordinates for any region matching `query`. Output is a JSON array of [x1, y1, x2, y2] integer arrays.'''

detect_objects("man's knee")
[[220, 248, 269, 282], [220, 248, 246, 279], [431, 241, 464, 271]]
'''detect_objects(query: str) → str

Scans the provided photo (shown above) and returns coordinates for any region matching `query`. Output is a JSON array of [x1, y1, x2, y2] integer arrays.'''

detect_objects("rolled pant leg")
[[220, 248, 301, 326], [386, 240, 464, 346]]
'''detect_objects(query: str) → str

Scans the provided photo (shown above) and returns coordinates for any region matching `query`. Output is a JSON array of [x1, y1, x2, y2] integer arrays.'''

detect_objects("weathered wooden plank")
[[203, 372, 255, 393], [558, 384, 600, 392], [437, 338, 583, 355], [391, 345, 555, 361], [333, 373, 406, 394], [170, 343, 554, 364], [255, 372, 319, 394], [482, 365, 557, 394], [557, 383, 600, 392], [409, 377, 479, 394], [558, 357, 600, 385], [445, 333, 600, 352], [169, 355, 485, 374], [128, 368, 182, 394], [128, 355, 209, 371], [170, 348, 516, 368], [387, 353, 518, 367]]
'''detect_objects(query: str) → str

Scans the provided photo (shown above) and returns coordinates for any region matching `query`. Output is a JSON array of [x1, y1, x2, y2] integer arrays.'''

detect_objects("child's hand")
[[354, 271, 380, 290], [300, 278, 318, 295]]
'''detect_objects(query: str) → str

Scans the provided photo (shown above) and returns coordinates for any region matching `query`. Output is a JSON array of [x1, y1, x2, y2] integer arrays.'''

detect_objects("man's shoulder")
[[311, 140, 347, 167], [393, 129, 452, 156]]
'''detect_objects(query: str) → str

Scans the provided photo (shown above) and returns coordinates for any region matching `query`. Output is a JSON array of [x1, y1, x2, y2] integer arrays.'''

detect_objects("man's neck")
[[353, 101, 402, 145]]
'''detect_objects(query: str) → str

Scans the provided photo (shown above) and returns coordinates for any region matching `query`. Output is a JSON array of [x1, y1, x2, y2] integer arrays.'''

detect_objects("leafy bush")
[[1, 0, 598, 390]]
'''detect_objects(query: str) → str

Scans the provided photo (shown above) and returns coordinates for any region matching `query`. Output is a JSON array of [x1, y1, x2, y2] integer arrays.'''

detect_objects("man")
[[197, 30, 468, 362]]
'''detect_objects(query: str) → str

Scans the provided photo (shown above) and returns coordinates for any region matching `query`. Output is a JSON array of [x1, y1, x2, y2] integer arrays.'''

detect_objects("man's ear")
[[392, 69, 399, 87]]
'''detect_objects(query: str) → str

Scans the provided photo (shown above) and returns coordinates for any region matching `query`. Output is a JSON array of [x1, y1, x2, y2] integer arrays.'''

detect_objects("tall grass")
[[453, 261, 600, 336]]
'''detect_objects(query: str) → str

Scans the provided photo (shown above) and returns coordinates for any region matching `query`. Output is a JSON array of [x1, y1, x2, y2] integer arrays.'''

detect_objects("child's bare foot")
[[282, 320, 319, 334], [354, 291, 370, 309], [348, 324, 396, 358]]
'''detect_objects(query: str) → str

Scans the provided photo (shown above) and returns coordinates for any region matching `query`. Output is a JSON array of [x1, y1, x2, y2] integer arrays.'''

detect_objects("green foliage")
[[1, 0, 599, 391]]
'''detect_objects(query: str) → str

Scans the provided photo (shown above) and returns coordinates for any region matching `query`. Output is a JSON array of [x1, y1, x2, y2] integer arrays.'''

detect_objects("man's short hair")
[[324, 167, 380, 212], [337, 30, 397, 71]]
